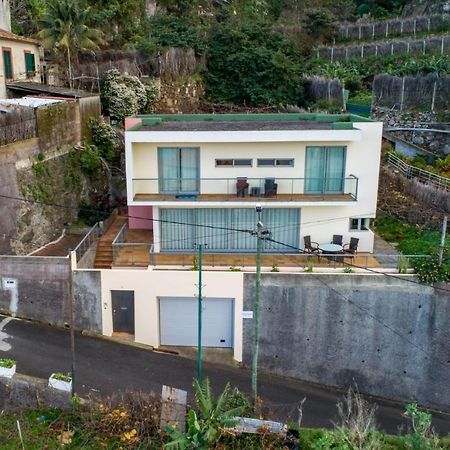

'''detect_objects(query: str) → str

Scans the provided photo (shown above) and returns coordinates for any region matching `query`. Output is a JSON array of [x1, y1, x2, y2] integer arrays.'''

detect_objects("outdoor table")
[[318, 243, 343, 254]]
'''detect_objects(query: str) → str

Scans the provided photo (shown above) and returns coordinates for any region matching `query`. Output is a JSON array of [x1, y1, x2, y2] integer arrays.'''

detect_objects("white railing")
[[387, 153, 450, 191]]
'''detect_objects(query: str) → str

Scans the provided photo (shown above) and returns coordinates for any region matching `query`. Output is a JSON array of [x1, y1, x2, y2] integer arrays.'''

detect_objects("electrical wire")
[[264, 239, 450, 372], [1, 191, 448, 292]]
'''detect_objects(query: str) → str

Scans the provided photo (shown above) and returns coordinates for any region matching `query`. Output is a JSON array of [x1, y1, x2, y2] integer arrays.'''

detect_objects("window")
[[257, 158, 294, 167], [215, 159, 252, 167], [2, 48, 13, 80], [24, 51, 36, 77], [350, 218, 370, 231], [305, 146, 346, 194]]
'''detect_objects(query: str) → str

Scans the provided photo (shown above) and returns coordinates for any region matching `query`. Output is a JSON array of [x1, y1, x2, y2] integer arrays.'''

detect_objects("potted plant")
[[0, 358, 16, 378], [48, 372, 72, 392]]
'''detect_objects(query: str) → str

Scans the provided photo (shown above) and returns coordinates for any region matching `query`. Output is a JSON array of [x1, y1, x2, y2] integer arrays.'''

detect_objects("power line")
[[264, 239, 450, 372], [264, 237, 450, 294], [0, 191, 377, 234], [1, 191, 448, 292]]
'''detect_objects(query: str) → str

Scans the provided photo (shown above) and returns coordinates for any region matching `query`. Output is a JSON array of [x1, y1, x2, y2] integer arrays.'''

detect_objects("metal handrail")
[[73, 223, 100, 262], [132, 175, 359, 200], [387, 152, 450, 191]]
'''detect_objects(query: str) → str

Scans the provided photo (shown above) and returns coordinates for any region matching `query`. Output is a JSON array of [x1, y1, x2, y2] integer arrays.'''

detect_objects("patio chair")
[[236, 177, 249, 197], [343, 237, 359, 257], [331, 234, 343, 246], [264, 178, 278, 197], [304, 235, 319, 254]]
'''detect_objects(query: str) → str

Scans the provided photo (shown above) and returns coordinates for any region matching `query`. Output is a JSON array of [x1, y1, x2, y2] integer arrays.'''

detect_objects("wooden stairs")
[[94, 216, 127, 269]]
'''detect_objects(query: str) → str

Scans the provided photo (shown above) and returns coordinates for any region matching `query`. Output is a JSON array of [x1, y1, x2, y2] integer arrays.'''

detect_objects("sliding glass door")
[[305, 146, 346, 194], [160, 208, 300, 252], [158, 147, 199, 194]]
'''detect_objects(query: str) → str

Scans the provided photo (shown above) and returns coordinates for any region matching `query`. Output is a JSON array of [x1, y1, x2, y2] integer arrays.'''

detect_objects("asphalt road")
[[1, 315, 449, 435]]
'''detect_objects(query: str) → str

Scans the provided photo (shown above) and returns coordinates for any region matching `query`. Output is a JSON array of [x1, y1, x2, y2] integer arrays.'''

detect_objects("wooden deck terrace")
[[112, 229, 380, 268], [133, 193, 355, 202]]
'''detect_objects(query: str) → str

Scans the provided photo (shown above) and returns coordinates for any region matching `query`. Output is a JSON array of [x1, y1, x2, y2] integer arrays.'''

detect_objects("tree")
[[37, 0, 104, 88]]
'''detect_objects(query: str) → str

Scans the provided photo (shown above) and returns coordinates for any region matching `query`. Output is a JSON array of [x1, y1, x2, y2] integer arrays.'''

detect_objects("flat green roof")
[[126, 112, 373, 132]]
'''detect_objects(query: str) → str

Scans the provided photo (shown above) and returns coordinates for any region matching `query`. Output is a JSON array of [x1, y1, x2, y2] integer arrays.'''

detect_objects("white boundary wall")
[[100, 269, 245, 361]]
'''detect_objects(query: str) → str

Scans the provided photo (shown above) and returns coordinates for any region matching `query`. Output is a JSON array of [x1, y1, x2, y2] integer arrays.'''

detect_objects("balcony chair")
[[236, 177, 249, 197], [343, 237, 359, 257], [331, 234, 343, 246], [264, 178, 278, 197], [304, 235, 320, 254]]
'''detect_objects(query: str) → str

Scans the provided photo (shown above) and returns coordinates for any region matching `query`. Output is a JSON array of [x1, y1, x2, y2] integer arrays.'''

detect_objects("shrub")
[[52, 372, 72, 382], [204, 21, 304, 106], [404, 403, 441, 450], [79, 144, 102, 173], [107, 81, 139, 123], [122, 74, 148, 112], [89, 118, 119, 162], [412, 256, 450, 284], [0, 358, 16, 368]]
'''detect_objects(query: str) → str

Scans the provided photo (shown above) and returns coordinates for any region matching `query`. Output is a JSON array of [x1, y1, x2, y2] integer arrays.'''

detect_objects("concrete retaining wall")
[[0, 373, 71, 411], [242, 273, 450, 411], [0, 256, 102, 332], [0, 256, 70, 325]]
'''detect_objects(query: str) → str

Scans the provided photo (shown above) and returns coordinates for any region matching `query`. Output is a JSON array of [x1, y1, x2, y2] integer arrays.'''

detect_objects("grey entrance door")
[[112, 291, 135, 334], [159, 297, 233, 348]]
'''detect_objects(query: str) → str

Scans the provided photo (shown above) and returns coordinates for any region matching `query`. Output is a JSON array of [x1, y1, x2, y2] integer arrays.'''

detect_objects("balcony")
[[131, 176, 358, 203]]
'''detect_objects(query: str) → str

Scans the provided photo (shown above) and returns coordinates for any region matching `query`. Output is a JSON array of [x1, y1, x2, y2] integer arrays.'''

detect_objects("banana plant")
[[165, 378, 245, 449]]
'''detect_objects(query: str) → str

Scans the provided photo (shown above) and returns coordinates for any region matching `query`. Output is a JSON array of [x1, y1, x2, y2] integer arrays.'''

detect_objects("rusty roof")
[[0, 28, 40, 45]]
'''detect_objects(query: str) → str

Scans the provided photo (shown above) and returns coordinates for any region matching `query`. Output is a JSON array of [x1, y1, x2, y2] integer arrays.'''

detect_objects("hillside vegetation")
[[12, 0, 449, 108]]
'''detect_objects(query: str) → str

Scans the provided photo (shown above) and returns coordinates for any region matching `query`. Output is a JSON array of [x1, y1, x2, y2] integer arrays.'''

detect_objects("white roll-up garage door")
[[159, 297, 234, 348]]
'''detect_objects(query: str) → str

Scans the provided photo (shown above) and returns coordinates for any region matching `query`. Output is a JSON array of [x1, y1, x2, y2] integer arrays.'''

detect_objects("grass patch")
[[374, 214, 449, 256]]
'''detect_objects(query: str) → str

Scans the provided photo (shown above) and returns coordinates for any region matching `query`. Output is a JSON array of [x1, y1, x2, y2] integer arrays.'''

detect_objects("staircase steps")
[[93, 216, 127, 269]]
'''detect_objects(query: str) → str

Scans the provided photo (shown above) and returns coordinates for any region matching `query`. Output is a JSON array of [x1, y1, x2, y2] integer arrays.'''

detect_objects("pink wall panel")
[[128, 206, 153, 229]]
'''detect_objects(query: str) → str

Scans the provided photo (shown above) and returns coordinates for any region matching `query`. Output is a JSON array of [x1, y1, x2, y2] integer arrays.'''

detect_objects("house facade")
[[124, 113, 383, 255], [0, 0, 41, 99]]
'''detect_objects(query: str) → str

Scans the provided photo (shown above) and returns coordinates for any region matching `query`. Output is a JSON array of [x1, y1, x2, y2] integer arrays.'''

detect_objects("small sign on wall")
[[2, 279, 17, 289], [241, 310, 253, 319]]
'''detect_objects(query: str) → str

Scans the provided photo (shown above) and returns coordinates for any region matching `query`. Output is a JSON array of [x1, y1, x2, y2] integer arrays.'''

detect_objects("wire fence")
[[316, 35, 450, 61], [337, 14, 449, 42], [372, 73, 450, 111], [0, 108, 37, 147]]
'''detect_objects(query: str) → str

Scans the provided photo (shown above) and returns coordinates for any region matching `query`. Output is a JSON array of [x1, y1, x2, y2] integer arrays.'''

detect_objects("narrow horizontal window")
[[350, 218, 370, 231], [257, 159, 275, 166], [276, 159, 294, 167], [215, 159, 252, 167]]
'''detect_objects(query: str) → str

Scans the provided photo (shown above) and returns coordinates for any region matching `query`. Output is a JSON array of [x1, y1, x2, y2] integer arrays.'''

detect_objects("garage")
[[159, 297, 234, 348]]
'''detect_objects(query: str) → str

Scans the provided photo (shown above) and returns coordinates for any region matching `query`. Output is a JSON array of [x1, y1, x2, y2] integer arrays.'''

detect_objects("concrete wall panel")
[[243, 273, 450, 411]]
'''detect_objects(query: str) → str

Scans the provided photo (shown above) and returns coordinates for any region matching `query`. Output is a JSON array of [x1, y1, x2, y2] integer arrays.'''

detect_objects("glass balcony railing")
[[132, 176, 358, 201]]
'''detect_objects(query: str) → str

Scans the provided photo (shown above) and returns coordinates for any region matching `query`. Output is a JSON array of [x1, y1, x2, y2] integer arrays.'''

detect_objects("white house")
[[124, 113, 383, 255], [0, 0, 41, 98]]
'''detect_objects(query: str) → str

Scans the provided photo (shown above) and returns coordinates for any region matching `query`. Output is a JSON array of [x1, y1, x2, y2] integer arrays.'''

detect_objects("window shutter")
[[3, 50, 12, 79]]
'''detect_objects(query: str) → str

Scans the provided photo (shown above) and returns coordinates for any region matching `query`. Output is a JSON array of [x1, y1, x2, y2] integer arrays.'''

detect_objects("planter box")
[[0, 364, 16, 379], [48, 374, 72, 392]]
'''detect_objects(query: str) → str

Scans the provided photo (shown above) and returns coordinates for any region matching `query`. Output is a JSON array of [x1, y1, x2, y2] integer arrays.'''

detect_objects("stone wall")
[[0, 373, 71, 412], [372, 107, 450, 156], [36, 101, 81, 151], [242, 273, 450, 412]]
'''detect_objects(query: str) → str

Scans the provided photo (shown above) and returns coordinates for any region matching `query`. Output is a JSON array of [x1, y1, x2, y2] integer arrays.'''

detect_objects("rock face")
[[372, 107, 450, 156]]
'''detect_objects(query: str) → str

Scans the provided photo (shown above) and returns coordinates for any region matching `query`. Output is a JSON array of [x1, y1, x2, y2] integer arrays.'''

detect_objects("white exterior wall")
[[101, 269, 245, 361], [126, 121, 382, 253], [0, 38, 41, 98]]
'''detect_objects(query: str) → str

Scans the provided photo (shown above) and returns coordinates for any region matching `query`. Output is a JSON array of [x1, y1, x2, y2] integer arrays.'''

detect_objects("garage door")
[[159, 297, 233, 348]]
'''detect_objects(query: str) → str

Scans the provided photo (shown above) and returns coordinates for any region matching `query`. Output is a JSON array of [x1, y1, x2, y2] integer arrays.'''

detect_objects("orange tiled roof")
[[0, 28, 40, 45]]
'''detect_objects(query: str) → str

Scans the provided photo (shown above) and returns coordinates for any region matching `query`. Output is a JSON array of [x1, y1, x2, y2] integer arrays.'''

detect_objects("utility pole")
[[68, 250, 76, 397], [197, 243, 203, 384], [438, 215, 447, 267], [252, 205, 263, 402]]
